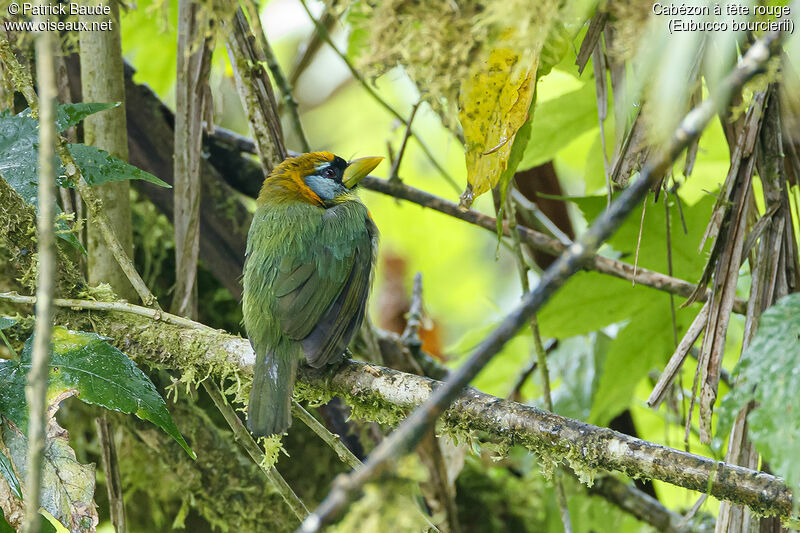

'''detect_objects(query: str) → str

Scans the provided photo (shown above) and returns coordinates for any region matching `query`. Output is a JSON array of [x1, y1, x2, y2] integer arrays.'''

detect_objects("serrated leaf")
[[66, 144, 170, 188], [55, 103, 118, 132], [0, 111, 83, 252], [0, 327, 194, 459], [0, 448, 20, 499], [22, 103, 119, 133], [718, 293, 800, 492], [3, 415, 97, 532], [458, 48, 538, 208]]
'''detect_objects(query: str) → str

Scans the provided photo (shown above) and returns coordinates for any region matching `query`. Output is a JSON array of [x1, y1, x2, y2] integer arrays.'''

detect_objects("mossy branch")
[[0, 293, 792, 519]]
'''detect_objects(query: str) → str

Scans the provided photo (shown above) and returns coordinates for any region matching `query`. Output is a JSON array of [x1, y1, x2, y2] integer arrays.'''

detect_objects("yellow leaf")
[[458, 47, 538, 208]]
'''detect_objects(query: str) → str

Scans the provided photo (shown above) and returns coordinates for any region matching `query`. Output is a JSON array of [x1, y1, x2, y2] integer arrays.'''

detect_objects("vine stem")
[[23, 15, 57, 533], [203, 381, 309, 521], [506, 191, 572, 532]]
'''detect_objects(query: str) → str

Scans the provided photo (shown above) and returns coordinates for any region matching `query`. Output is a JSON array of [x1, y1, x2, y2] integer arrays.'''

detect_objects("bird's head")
[[258, 151, 383, 207]]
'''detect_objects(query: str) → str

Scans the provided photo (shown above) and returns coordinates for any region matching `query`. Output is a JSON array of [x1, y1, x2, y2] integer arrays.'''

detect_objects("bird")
[[242, 151, 382, 436]]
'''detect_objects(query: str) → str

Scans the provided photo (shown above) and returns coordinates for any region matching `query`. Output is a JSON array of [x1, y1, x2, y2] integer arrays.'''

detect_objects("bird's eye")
[[323, 167, 336, 179]]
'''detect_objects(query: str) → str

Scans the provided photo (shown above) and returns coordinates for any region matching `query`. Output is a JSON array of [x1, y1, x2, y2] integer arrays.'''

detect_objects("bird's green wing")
[[300, 233, 373, 367], [273, 211, 375, 368]]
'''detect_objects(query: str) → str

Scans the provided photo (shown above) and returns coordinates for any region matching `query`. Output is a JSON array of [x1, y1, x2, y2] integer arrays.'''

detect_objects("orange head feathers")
[[257, 152, 383, 207]]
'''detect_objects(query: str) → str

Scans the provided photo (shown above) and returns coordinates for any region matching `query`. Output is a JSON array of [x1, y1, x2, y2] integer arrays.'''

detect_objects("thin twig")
[[399, 272, 424, 350], [203, 381, 309, 522], [291, 402, 362, 470], [0, 292, 213, 331], [23, 17, 57, 533], [361, 176, 747, 313], [96, 415, 127, 533], [389, 101, 421, 181], [241, 0, 311, 152], [297, 29, 786, 532], [296, 0, 459, 192], [506, 191, 572, 532], [0, 35, 160, 309]]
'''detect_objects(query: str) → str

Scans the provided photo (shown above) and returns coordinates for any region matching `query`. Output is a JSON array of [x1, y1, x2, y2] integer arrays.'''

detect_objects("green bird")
[[243, 152, 382, 436]]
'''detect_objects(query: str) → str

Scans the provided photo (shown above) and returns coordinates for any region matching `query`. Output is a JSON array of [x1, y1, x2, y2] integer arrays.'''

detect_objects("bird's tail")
[[247, 342, 298, 437]]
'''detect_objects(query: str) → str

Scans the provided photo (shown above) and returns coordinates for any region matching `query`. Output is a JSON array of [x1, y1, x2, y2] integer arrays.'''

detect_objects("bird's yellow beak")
[[343, 156, 383, 188]]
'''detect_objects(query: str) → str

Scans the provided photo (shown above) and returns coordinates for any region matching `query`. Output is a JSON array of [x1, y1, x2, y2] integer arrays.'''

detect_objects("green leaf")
[[22, 103, 119, 133], [0, 447, 21, 498], [538, 272, 655, 339], [718, 293, 800, 492], [0, 110, 84, 252], [0, 508, 14, 533], [67, 144, 171, 188], [589, 303, 694, 425], [519, 82, 598, 170], [0, 317, 16, 330], [55, 102, 118, 132], [0, 327, 194, 458]]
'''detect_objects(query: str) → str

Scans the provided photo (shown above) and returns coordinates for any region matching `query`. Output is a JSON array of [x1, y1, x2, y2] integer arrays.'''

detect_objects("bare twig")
[[241, 0, 310, 153], [203, 381, 309, 521], [389, 101, 421, 181], [296, 0, 459, 192], [173, 0, 214, 317], [291, 402, 362, 470], [361, 176, 747, 313], [506, 191, 572, 532], [0, 292, 212, 331], [23, 16, 57, 533], [297, 29, 786, 532], [399, 272, 424, 350], [588, 475, 696, 533], [95, 415, 127, 533]]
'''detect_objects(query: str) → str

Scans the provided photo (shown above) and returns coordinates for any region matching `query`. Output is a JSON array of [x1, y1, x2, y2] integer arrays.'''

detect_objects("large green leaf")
[[0, 318, 16, 330], [22, 103, 119, 133], [718, 294, 800, 492], [589, 303, 694, 425], [0, 447, 21, 498], [67, 144, 170, 188], [538, 272, 655, 339], [0, 327, 194, 459], [572, 193, 713, 281], [0, 106, 169, 252], [518, 82, 598, 170]]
